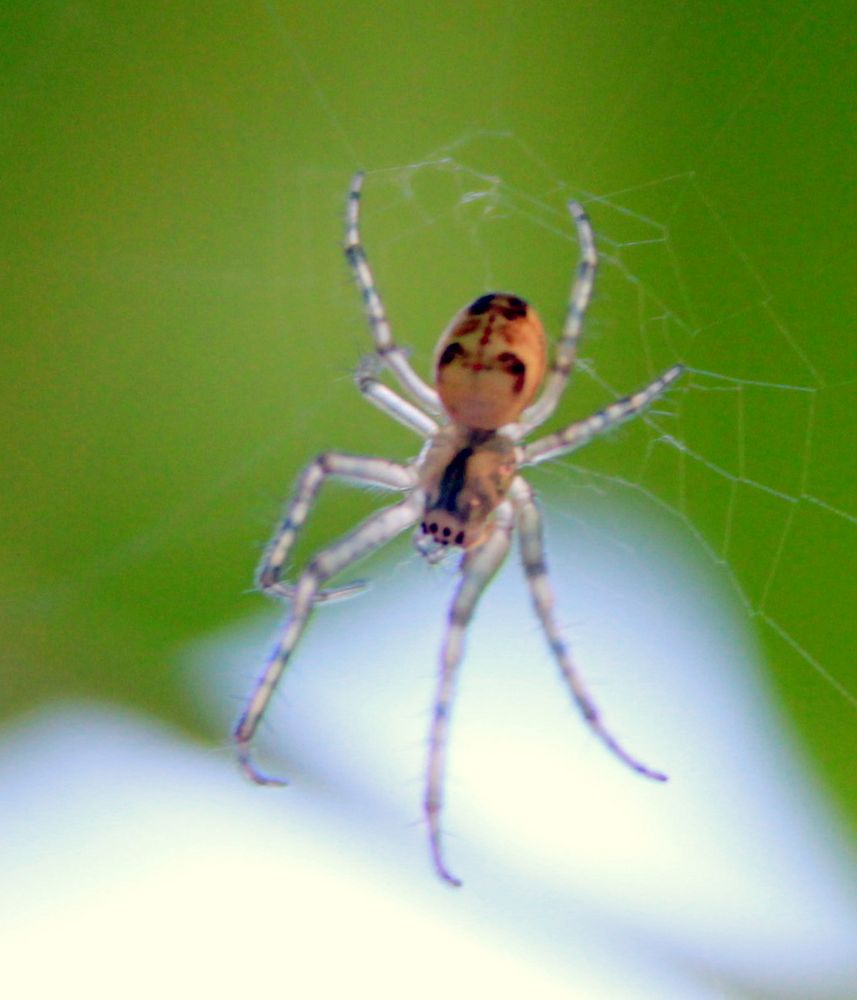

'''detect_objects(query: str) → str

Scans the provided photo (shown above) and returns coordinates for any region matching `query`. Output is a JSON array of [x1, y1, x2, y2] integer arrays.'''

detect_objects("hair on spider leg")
[[258, 578, 370, 605], [355, 351, 383, 379]]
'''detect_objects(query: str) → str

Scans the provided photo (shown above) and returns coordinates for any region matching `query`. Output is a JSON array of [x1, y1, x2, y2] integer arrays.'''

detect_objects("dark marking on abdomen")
[[497, 351, 526, 393], [467, 293, 498, 315], [438, 342, 467, 367], [497, 296, 528, 320]]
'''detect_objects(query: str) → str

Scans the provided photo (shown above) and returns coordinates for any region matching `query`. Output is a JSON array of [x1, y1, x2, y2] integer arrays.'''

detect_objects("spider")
[[234, 172, 683, 886]]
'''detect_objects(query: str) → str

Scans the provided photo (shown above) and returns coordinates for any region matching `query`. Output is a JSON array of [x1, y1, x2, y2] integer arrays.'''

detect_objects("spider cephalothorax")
[[234, 172, 683, 886], [415, 424, 519, 558]]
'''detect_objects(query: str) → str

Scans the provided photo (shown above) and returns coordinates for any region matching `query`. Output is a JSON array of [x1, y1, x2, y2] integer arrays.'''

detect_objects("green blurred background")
[[1, 0, 855, 848]]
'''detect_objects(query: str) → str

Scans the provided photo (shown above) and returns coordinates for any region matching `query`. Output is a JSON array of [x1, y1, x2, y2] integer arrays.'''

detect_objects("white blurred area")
[[3, 504, 857, 1000]]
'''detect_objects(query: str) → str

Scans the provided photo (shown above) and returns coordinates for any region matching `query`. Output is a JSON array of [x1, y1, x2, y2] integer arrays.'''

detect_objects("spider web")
[[251, 4, 857, 796], [9, 0, 848, 846], [4, 6, 857, 998], [282, 129, 856, 830]]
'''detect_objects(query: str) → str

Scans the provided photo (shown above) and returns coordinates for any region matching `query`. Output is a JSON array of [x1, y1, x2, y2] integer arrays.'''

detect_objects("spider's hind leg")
[[344, 173, 442, 414], [518, 199, 598, 433], [354, 354, 438, 439]]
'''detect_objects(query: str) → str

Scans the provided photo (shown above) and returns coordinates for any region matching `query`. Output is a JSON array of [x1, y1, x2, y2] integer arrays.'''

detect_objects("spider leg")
[[267, 578, 368, 607], [355, 354, 438, 438], [518, 200, 597, 434], [344, 173, 442, 415], [510, 477, 666, 781], [522, 364, 683, 467], [258, 452, 417, 596], [425, 501, 515, 887], [236, 491, 425, 784]]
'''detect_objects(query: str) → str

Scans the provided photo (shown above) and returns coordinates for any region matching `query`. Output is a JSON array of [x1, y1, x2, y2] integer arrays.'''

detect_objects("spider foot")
[[236, 743, 287, 787], [601, 728, 668, 783], [634, 761, 668, 783], [430, 841, 463, 888], [427, 813, 463, 887]]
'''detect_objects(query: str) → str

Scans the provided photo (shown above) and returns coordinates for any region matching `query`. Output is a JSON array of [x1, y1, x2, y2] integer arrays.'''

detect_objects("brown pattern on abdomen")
[[434, 293, 547, 429]]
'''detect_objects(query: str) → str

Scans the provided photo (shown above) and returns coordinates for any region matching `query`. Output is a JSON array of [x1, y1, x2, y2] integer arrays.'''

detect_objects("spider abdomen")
[[434, 293, 547, 430]]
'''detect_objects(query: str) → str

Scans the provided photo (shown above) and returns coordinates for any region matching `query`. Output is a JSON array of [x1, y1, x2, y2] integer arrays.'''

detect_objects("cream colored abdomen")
[[434, 293, 547, 430]]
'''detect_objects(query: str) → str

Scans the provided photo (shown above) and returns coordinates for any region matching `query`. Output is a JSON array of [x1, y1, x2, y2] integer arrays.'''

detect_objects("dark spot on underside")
[[497, 351, 527, 393], [438, 342, 466, 367], [467, 293, 528, 320], [467, 293, 498, 315], [497, 296, 528, 320], [436, 447, 474, 513]]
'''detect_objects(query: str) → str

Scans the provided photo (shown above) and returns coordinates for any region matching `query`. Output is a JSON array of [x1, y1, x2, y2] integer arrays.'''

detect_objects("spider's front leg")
[[236, 491, 425, 785], [511, 477, 667, 781], [258, 452, 416, 601], [425, 501, 515, 887]]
